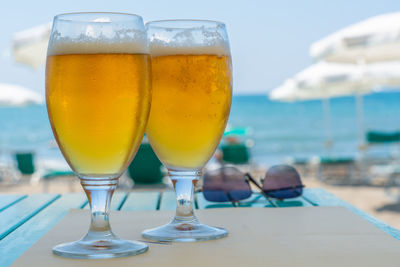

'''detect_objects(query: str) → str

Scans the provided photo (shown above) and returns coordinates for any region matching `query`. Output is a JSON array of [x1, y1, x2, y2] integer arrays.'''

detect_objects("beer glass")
[[143, 20, 232, 241], [46, 12, 151, 258]]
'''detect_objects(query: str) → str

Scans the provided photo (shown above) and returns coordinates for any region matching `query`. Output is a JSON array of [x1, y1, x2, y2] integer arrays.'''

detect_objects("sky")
[[1, 0, 400, 95]]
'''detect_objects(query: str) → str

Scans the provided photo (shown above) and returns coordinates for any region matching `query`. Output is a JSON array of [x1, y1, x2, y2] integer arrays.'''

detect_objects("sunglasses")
[[201, 165, 304, 203]]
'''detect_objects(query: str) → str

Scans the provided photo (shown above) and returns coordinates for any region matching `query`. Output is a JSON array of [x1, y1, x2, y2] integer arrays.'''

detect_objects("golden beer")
[[146, 54, 232, 169], [46, 53, 151, 175]]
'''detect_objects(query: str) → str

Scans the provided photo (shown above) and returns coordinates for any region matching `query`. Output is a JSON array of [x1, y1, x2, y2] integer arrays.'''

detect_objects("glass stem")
[[169, 169, 200, 228], [80, 177, 118, 241]]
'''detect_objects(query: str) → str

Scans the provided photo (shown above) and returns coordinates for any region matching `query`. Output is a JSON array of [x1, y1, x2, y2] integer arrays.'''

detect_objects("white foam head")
[[147, 22, 230, 57], [48, 13, 148, 55], [149, 43, 230, 57], [48, 31, 148, 56]]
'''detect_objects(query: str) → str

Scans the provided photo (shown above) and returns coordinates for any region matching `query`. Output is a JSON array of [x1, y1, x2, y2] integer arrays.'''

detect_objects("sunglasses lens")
[[203, 166, 252, 202], [265, 186, 303, 199], [263, 165, 303, 199]]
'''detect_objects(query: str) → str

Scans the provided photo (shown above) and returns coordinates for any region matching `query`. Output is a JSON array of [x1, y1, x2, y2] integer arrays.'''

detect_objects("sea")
[[1, 92, 400, 167]]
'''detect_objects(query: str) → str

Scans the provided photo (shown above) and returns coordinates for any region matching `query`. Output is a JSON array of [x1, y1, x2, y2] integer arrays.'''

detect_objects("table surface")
[[0, 188, 399, 266]]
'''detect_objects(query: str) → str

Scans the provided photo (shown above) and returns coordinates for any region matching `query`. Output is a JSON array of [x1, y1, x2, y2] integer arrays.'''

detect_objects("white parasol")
[[269, 61, 400, 148], [12, 23, 51, 69], [310, 12, 400, 149], [310, 12, 400, 63], [269, 62, 369, 101], [0, 83, 43, 106]]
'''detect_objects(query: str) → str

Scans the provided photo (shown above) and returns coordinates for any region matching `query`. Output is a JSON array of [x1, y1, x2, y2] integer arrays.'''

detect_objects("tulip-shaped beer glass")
[[143, 20, 232, 241], [46, 13, 151, 258]]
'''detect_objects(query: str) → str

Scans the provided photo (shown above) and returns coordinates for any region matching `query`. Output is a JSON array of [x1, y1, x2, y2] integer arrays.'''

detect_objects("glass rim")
[[146, 19, 226, 30], [54, 12, 143, 22]]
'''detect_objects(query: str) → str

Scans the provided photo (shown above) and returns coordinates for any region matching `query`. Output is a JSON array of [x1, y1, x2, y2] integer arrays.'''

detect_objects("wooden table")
[[0, 188, 399, 266]]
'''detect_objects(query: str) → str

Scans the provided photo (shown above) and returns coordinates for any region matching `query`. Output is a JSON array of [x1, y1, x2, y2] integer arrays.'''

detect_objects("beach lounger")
[[366, 130, 400, 143], [317, 156, 356, 184], [220, 126, 253, 165], [14, 152, 41, 184], [361, 130, 400, 185], [220, 143, 250, 164], [14, 152, 75, 191], [127, 143, 164, 185], [15, 152, 35, 175]]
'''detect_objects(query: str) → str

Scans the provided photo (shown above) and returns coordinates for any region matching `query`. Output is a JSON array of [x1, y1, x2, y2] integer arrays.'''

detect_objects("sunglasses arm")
[[245, 173, 280, 206], [244, 173, 263, 191]]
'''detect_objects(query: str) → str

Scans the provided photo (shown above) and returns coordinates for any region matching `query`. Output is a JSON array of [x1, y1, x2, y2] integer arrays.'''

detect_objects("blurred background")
[[2, 0, 400, 228]]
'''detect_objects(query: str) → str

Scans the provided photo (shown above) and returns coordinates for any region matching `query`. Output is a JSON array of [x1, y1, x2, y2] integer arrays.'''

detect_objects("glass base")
[[142, 217, 228, 242], [53, 238, 148, 259]]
